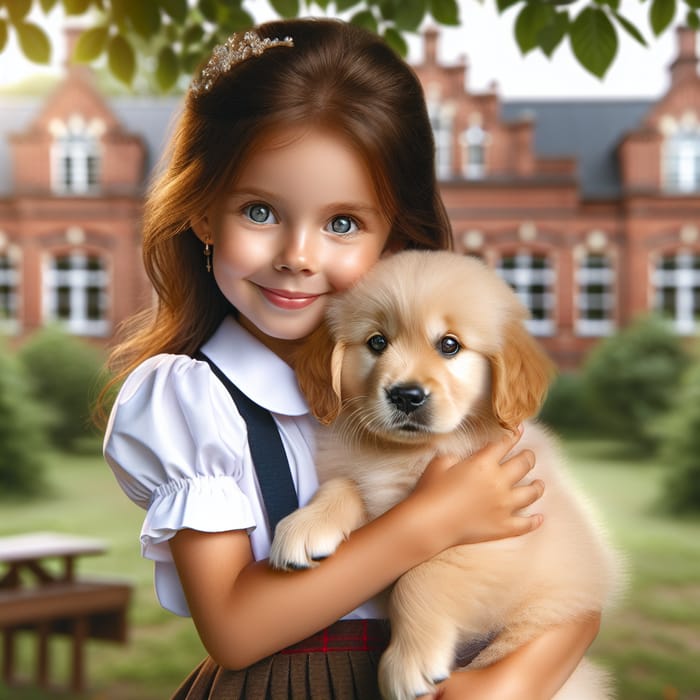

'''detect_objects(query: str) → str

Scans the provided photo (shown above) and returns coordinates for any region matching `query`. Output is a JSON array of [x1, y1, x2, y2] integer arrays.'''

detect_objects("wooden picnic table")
[[0, 531, 132, 694]]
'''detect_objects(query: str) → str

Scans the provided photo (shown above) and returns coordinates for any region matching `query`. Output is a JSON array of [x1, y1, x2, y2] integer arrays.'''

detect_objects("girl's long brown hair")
[[97, 18, 452, 424]]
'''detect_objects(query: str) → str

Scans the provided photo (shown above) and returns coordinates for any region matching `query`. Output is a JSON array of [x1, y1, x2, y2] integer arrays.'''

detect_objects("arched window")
[[461, 124, 487, 179], [44, 252, 109, 336], [653, 252, 700, 334], [0, 252, 19, 332], [664, 126, 700, 193], [50, 116, 101, 195], [496, 252, 555, 336], [576, 253, 615, 336], [428, 101, 453, 180]]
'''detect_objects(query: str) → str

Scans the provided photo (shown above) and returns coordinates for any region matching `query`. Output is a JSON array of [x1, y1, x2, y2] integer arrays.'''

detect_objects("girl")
[[102, 18, 600, 700]]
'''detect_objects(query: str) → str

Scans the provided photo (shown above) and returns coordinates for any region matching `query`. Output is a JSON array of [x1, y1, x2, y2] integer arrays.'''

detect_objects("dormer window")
[[428, 98, 454, 180], [461, 124, 487, 179], [50, 115, 103, 195], [664, 123, 700, 193]]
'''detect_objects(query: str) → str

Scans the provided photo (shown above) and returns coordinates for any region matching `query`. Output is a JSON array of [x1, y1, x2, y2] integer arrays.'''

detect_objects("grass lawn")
[[1, 438, 699, 699]]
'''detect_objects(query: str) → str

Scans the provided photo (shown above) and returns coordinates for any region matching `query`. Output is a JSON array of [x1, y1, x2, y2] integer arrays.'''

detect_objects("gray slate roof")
[[1, 94, 653, 200], [501, 99, 653, 199]]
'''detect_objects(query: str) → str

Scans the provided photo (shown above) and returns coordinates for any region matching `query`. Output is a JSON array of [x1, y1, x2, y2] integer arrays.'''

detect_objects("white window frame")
[[51, 121, 101, 195], [576, 253, 615, 336], [652, 252, 700, 335], [428, 102, 453, 180], [43, 252, 110, 336], [0, 253, 20, 334], [496, 252, 555, 336], [664, 128, 700, 193], [461, 125, 487, 179]]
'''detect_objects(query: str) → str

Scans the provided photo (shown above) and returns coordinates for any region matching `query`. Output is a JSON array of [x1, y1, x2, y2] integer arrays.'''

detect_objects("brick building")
[[1, 27, 699, 366]]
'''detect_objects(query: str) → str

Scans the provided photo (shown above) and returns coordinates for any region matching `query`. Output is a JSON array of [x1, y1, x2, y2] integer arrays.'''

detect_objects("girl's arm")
[[170, 431, 544, 669], [427, 613, 602, 700]]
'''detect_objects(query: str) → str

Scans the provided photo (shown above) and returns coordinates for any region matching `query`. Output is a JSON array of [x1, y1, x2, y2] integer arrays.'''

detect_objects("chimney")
[[63, 26, 94, 80], [669, 26, 699, 85], [423, 26, 439, 66]]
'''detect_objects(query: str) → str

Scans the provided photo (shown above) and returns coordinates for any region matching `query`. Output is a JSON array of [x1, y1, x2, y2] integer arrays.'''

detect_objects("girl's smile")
[[193, 126, 392, 357], [257, 285, 323, 311]]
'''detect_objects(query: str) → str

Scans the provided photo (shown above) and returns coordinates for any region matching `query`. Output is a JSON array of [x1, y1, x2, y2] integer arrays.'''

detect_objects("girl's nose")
[[273, 228, 318, 274]]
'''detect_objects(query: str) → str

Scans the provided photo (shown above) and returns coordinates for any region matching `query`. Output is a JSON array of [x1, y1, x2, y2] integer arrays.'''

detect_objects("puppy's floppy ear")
[[294, 324, 344, 425], [490, 321, 556, 431]]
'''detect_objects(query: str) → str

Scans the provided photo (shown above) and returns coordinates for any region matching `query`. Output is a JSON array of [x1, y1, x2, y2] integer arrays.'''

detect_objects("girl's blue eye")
[[245, 204, 276, 224], [328, 216, 358, 235]]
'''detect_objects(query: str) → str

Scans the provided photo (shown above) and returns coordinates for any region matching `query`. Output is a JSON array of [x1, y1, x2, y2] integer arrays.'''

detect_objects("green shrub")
[[538, 371, 600, 436], [658, 358, 700, 514], [581, 314, 690, 450], [18, 326, 108, 451], [0, 339, 49, 495]]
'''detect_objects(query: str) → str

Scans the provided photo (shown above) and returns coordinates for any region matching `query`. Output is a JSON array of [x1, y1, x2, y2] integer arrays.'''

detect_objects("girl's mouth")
[[258, 286, 322, 310]]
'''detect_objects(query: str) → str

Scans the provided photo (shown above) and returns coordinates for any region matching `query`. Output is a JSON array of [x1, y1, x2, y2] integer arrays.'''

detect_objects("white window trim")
[[575, 255, 616, 337], [653, 252, 699, 335], [496, 253, 555, 337], [0, 253, 20, 334], [43, 252, 110, 336]]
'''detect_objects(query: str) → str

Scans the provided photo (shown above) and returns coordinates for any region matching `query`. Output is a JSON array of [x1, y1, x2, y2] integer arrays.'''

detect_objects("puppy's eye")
[[367, 334, 388, 354], [439, 336, 461, 357]]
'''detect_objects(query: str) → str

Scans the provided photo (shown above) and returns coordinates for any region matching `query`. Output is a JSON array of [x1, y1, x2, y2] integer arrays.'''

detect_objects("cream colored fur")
[[270, 250, 622, 700]]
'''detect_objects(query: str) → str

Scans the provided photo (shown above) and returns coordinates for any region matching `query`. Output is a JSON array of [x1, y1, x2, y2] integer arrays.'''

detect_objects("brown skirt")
[[171, 619, 392, 700]]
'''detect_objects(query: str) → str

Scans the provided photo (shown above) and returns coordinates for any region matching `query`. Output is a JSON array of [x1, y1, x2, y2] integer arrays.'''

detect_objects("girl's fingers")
[[513, 478, 545, 510], [509, 512, 544, 536], [501, 448, 536, 484]]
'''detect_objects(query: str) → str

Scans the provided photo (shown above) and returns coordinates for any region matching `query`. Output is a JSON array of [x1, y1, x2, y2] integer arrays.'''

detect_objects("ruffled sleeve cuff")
[[140, 474, 257, 563]]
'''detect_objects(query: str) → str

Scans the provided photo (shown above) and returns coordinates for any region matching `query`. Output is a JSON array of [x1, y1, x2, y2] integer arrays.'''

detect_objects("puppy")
[[270, 250, 621, 700]]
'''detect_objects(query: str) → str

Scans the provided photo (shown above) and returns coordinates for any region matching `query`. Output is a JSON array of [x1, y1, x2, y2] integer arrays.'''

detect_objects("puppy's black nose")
[[386, 384, 427, 414]]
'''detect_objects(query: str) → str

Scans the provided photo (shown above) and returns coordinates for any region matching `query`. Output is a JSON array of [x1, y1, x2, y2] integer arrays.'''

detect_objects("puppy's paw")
[[378, 643, 452, 700], [269, 507, 347, 571]]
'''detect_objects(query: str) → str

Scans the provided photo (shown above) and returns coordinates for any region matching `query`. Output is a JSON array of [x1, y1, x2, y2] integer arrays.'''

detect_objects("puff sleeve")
[[104, 354, 258, 562]]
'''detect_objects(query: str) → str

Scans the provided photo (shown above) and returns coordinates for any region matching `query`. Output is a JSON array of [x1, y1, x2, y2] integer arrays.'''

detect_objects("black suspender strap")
[[194, 351, 299, 533]]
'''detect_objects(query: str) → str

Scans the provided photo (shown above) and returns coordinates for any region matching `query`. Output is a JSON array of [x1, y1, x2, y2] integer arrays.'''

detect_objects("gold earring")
[[204, 242, 212, 273]]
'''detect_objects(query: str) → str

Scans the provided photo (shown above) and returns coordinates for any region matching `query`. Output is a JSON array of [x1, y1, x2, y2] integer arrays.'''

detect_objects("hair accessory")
[[204, 242, 212, 273], [190, 30, 294, 96]]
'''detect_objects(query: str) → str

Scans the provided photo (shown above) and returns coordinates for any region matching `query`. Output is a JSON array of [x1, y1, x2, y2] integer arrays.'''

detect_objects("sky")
[[0, 0, 684, 99]]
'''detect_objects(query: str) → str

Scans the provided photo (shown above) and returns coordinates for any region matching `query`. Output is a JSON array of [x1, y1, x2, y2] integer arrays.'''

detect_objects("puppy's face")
[[337, 300, 492, 444], [296, 250, 555, 445]]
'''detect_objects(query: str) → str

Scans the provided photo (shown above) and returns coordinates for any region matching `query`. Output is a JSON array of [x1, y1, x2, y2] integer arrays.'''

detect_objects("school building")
[[1, 26, 699, 367]]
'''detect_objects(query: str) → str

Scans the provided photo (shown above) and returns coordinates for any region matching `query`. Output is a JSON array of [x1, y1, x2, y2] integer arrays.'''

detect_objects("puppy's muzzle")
[[386, 383, 427, 415]]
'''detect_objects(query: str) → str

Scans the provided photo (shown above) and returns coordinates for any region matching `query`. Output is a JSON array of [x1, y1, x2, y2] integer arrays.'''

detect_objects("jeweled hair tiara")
[[190, 30, 294, 97]]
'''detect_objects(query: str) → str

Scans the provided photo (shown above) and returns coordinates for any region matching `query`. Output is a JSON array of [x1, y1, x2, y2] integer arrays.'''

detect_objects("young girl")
[[102, 17, 600, 700]]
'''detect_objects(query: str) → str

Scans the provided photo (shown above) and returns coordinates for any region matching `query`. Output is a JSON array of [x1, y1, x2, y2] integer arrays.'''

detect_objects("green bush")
[[658, 358, 700, 514], [538, 371, 600, 436], [581, 314, 690, 450], [0, 339, 49, 495], [18, 326, 108, 451]]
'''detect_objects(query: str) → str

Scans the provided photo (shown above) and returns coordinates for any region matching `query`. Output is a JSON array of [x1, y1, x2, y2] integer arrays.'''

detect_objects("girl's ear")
[[294, 325, 344, 425], [191, 215, 212, 244], [490, 321, 556, 431]]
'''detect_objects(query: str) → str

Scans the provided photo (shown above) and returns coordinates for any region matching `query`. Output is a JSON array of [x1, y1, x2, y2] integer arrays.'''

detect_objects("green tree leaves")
[[502, 0, 683, 78], [0, 0, 694, 88]]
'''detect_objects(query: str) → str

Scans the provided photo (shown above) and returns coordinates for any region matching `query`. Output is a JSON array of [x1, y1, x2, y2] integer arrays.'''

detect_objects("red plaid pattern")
[[280, 619, 390, 654]]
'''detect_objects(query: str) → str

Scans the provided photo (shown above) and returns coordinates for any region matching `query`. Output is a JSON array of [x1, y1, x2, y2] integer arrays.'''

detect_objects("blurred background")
[[1, 0, 699, 698]]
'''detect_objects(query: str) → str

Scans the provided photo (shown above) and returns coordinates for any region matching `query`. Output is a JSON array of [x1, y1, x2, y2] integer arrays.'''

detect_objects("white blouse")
[[104, 316, 382, 620]]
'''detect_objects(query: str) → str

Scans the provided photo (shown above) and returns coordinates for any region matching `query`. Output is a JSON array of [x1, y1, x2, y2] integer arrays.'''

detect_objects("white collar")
[[200, 316, 309, 416]]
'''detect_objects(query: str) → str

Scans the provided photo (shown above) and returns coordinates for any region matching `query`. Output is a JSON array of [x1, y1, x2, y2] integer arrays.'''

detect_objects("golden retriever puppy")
[[270, 250, 622, 700]]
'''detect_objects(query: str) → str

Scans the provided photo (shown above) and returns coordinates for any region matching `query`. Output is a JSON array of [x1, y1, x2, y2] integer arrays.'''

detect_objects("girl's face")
[[193, 127, 392, 356]]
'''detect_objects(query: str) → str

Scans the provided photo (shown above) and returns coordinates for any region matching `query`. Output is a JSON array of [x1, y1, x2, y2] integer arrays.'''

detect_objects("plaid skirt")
[[171, 619, 392, 700]]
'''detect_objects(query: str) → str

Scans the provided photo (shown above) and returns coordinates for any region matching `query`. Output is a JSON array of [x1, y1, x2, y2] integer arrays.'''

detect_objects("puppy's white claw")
[[269, 509, 347, 571]]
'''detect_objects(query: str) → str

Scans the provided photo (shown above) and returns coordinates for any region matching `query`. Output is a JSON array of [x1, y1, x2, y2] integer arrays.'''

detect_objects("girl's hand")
[[411, 428, 544, 551], [417, 614, 602, 700]]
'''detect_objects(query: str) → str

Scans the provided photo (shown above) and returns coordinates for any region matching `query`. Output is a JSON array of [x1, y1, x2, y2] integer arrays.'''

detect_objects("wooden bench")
[[0, 533, 133, 693], [0, 579, 132, 693]]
